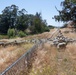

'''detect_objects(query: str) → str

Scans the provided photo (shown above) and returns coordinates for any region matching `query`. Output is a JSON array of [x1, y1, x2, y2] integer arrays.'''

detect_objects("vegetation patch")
[[0, 43, 34, 72]]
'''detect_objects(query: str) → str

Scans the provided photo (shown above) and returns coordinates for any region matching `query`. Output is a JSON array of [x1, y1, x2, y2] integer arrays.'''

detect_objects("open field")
[[24, 28, 76, 40], [29, 42, 76, 75], [0, 29, 53, 73], [0, 35, 8, 39], [0, 28, 76, 75], [0, 43, 34, 72]]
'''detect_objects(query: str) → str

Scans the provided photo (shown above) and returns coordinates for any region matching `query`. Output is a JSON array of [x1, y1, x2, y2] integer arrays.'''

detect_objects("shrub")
[[18, 31, 26, 37], [7, 29, 16, 38], [44, 27, 50, 32]]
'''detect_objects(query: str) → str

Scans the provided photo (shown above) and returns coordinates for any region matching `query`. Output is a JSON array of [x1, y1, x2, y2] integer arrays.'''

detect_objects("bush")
[[44, 27, 50, 32], [18, 31, 26, 37], [7, 29, 16, 38]]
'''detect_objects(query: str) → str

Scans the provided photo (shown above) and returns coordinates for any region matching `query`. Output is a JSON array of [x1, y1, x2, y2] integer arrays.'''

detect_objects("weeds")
[[0, 43, 33, 72]]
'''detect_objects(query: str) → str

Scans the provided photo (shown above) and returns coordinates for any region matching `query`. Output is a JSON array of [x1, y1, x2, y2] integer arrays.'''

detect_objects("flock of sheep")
[[0, 29, 76, 49]]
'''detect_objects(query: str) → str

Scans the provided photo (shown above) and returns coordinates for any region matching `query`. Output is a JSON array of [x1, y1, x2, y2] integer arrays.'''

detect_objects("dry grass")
[[24, 31, 53, 40], [1, 28, 76, 75], [29, 43, 57, 75], [0, 29, 52, 73], [0, 43, 33, 72], [61, 28, 76, 38], [28, 42, 76, 75], [63, 32, 76, 38], [66, 43, 76, 59], [19, 28, 76, 75]]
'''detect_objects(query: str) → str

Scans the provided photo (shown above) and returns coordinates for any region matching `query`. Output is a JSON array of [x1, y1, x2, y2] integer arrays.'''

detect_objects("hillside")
[[29, 42, 76, 75], [0, 28, 76, 75]]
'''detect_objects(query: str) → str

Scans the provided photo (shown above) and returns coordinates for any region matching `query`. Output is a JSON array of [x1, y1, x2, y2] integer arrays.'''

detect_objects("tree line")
[[0, 5, 49, 35]]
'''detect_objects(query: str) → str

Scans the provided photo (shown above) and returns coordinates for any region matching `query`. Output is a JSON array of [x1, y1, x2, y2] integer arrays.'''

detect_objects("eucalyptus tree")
[[0, 5, 18, 33], [0, 4, 28, 33], [16, 9, 28, 31]]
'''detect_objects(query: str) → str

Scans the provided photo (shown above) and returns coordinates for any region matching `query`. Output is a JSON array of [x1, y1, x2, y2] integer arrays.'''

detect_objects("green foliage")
[[7, 29, 16, 38], [0, 4, 27, 34], [0, 5, 19, 34], [0, 5, 49, 35], [48, 25, 55, 29], [31, 12, 43, 34], [16, 13, 28, 31], [54, 0, 76, 30], [29, 12, 49, 34], [18, 31, 26, 37], [44, 27, 50, 32], [54, 0, 76, 22]]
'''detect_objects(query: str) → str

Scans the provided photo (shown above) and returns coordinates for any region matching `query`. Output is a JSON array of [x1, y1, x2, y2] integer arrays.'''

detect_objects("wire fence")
[[1, 28, 75, 75], [0, 28, 56, 75], [0, 42, 42, 75]]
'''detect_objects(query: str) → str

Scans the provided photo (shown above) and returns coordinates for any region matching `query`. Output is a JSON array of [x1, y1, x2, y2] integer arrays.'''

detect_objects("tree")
[[0, 5, 28, 33], [0, 5, 18, 33], [2, 5, 18, 28], [54, 0, 76, 31], [16, 9, 28, 31], [48, 25, 55, 29], [0, 5, 49, 34], [29, 12, 49, 34]]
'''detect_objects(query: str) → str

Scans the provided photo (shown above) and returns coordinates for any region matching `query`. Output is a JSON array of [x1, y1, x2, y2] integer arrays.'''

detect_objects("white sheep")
[[57, 42, 66, 49]]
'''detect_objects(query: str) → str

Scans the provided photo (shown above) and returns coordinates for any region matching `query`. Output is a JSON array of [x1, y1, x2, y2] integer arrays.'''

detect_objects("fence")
[[0, 42, 42, 75], [1, 28, 76, 75]]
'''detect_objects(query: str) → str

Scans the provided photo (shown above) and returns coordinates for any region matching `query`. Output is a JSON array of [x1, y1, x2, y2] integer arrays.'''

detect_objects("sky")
[[0, 0, 64, 27]]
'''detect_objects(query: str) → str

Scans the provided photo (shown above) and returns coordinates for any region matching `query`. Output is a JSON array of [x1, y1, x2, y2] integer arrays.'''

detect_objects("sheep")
[[57, 42, 66, 49]]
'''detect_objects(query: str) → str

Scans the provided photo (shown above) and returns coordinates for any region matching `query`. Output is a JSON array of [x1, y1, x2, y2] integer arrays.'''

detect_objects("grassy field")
[[0, 43, 34, 72], [61, 28, 76, 38], [0, 34, 8, 39], [29, 42, 76, 75], [0, 28, 76, 75], [23, 28, 76, 75], [0, 30, 52, 72]]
